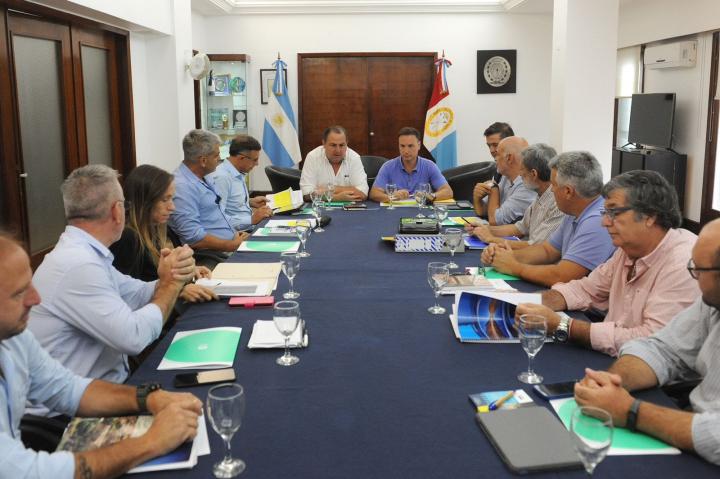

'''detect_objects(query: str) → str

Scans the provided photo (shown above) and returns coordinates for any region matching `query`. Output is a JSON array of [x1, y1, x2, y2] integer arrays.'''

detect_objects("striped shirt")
[[513, 186, 565, 244], [620, 298, 720, 464]]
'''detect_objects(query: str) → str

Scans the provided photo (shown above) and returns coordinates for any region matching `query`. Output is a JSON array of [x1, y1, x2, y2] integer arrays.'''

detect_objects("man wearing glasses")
[[573, 218, 720, 465], [516, 170, 699, 356]]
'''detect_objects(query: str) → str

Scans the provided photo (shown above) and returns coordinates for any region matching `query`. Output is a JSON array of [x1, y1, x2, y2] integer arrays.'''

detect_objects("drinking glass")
[[310, 190, 325, 232], [427, 262, 450, 315], [207, 383, 246, 478], [420, 183, 434, 216], [434, 204, 449, 224], [414, 188, 427, 218], [443, 228, 463, 269], [294, 221, 310, 257], [281, 252, 300, 299], [517, 314, 547, 384], [273, 300, 300, 366], [325, 182, 335, 202], [570, 406, 614, 475], [385, 183, 397, 209]]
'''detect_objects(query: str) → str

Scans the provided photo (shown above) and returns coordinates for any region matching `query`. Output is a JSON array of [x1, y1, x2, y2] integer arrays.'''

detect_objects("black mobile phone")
[[173, 368, 236, 388], [533, 381, 577, 400]]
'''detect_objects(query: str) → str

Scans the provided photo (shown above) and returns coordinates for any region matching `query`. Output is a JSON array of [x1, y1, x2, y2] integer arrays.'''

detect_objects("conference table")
[[130, 205, 717, 478]]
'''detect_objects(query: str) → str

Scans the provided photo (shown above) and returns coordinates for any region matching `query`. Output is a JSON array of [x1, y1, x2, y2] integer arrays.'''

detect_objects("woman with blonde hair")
[[111, 164, 217, 302]]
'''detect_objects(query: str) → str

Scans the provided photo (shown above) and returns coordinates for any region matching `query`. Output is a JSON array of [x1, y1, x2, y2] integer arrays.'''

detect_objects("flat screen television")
[[627, 93, 676, 149]]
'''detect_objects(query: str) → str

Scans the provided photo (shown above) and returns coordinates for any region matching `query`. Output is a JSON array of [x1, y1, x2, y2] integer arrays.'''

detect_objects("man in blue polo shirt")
[[369, 126, 453, 202], [481, 151, 615, 287], [169, 130, 250, 264]]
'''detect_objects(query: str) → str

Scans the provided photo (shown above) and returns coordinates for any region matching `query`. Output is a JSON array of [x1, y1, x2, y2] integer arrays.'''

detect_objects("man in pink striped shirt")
[[516, 170, 699, 356]]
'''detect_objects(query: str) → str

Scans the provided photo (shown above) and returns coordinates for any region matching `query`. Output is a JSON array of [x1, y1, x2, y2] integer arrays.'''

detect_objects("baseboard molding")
[[683, 218, 700, 234]]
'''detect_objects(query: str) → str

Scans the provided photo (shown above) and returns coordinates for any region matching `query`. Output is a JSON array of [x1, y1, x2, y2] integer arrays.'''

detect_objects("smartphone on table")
[[533, 381, 577, 400], [173, 368, 236, 388]]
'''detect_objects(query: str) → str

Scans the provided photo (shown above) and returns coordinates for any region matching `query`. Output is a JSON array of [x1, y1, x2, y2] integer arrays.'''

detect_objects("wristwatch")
[[136, 382, 162, 413], [553, 312, 573, 343], [626, 399, 642, 432]]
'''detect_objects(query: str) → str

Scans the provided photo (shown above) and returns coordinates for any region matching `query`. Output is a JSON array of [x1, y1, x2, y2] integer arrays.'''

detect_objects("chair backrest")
[[444, 161, 497, 203], [265, 165, 301, 193], [360, 155, 388, 190]]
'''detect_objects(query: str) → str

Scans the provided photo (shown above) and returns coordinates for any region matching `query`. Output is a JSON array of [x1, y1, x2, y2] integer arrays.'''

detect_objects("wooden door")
[[298, 53, 435, 160], [0, 7, 135, 266]]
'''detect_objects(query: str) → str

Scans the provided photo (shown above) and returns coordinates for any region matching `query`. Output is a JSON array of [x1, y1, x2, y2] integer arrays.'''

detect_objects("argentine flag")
[[423, 55, 457, 171], [262, 58, 302, 167]]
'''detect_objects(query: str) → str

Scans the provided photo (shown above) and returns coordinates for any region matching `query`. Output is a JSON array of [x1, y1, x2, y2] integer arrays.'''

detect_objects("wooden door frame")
[[700, 31, 720, 226], [297, 52, 437, 160]]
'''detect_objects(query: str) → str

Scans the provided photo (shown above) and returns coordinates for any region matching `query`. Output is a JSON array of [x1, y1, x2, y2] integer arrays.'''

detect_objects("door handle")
[[19, 172, 28, 178], [369, 131, 375, 136]]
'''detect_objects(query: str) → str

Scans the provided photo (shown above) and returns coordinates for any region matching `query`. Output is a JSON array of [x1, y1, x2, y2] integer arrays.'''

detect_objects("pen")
[[488, 391, 514, 411], [461, 217, 472, 226]]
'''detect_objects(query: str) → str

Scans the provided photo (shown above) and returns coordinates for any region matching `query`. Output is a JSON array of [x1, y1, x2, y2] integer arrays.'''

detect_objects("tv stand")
[[611, 147, 686, 214]]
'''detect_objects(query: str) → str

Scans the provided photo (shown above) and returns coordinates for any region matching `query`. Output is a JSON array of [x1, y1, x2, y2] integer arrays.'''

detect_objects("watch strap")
[[626, 399, 642, 432], [137, 382, 162, 413]]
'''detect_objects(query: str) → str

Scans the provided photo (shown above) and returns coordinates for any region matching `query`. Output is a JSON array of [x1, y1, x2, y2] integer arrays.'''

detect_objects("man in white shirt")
[[300, 125, 368, 201]]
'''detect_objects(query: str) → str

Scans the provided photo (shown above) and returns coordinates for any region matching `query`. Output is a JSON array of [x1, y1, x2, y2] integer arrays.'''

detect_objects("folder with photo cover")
[[475, 406, 583, 474]]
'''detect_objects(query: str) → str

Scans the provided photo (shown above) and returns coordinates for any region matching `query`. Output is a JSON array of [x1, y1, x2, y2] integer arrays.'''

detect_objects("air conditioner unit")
[[644, 41, 697, 69]]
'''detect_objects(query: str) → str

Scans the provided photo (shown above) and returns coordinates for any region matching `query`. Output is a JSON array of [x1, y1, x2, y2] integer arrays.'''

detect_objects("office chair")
[[265, 165, 301, 193], [360, 155, 388, 190], [443, 161, 497, 202]]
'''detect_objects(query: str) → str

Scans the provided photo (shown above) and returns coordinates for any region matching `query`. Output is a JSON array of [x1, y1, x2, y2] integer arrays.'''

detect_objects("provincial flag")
[[424, 53, 457, 171], [262, 56, 302, 167]]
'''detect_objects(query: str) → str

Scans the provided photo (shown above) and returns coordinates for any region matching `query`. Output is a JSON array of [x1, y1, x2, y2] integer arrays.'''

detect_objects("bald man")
[[472, 136, 537, 225], [0, 235, 201, 479], [573, 218, 720, 465]]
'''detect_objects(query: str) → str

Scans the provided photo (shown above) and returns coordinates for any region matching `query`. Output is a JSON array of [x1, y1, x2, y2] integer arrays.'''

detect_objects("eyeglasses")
[[687, 259, 720, 279], [599, 206, 633, 220]]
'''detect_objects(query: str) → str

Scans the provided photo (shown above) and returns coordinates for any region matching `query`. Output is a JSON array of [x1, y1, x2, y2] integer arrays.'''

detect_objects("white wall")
[[194, 12, 553, 190], [642, 33, 713, 222], [618, 0, 720, 48], [617, 0, 719, 223]]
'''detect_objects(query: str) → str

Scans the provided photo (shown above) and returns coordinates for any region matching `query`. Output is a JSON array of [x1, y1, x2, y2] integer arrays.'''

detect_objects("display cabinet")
[[195, 54, 249, 160]]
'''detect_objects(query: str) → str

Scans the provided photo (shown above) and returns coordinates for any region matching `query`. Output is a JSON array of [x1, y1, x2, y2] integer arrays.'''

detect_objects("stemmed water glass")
[[443, 228, 463, 269], [295, 221, 310, 257], [281, 252, 300, 299], [385, 183, 397, 209], [273, 300, 300, 366], [427, 262, 450, 315], [207, 383, 246, 478], [325, 182, 335, 202], [570, 406, 614, 475], [414, 187, 427, 218], [517, 314, 547, 384], [434, 204, 448, 224], [310, 190, 325, 232]]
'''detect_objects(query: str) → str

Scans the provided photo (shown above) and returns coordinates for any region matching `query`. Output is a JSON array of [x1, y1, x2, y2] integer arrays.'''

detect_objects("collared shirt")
[[620, 298, 720, 465], [1, 330, 91, 478], [211, 160, 252, 231], [299, 146, 368, 196], [488, 175, 537, 225], [28, 226, 162, 385], [372, 156, 448, 194], [547, 195, 616, 271], [514, 186, 565, 244], [168, 163, 236, 245], [553, 228, 699, 356]]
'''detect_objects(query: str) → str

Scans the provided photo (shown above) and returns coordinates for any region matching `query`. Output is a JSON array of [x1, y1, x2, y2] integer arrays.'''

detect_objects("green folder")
[[556, 399, 678, 453], [158, 327, 242, 370], [484, 267, 520, 281]]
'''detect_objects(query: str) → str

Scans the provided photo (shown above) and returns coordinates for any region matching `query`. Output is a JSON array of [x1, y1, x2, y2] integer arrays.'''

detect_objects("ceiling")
[[190, 0, 555, 15]]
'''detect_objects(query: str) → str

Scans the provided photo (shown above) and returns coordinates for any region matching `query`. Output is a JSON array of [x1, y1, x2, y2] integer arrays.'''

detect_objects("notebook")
[[476, 406, 583, 473]]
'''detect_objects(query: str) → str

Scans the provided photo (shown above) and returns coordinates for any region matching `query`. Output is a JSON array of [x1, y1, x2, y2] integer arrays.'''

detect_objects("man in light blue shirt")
[[0, 235, 202, 479], [29, 165, 196, 385], [169, 129, 250, 254], [369, 126, 453, 202], [473, 136, 537, 225], [211, 134, 272, 231], [482, 151, 615, 287]]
